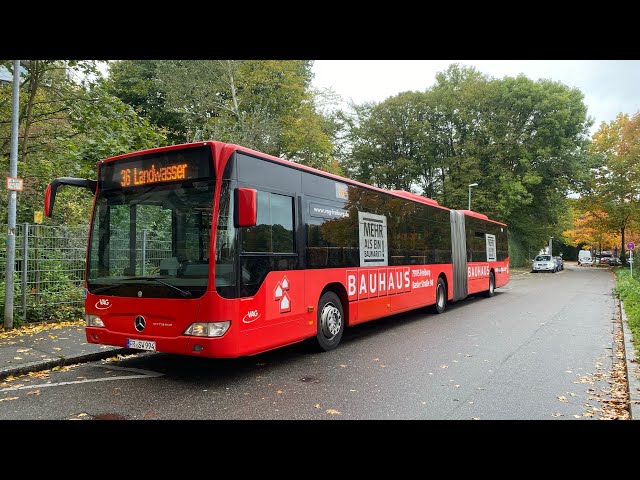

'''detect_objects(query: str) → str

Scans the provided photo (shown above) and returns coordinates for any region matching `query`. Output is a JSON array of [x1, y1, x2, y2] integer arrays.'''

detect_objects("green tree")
[[106, 60, 187, 143], [0, 60, 166, 226], [108, 60, 336, 171], [340, 64, 592, 261]]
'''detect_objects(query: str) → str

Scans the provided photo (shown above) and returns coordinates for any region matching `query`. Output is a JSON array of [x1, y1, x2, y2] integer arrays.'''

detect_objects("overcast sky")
[[311, 60, 640, 134]]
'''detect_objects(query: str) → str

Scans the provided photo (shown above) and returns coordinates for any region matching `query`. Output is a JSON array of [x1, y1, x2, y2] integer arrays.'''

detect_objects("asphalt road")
[[0, 263, 617, 420]]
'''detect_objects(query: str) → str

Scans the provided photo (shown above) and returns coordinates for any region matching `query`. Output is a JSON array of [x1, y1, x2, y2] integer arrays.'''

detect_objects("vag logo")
[[242, 309, 261, 323], [95, 298, 112, 310]]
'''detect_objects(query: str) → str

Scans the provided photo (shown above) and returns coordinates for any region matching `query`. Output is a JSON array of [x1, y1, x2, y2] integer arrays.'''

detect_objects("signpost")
[[7, 177, 23, 191], [628, 242, 635, 278], [4, 60, 20, 330]]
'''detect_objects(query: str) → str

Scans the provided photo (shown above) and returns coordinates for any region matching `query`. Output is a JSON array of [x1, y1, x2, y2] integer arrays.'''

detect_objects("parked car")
[[578, 250, 593, 266], [532, 254, 557, 273], [602, 256, 622, 266], [554, 256, 564, 271]]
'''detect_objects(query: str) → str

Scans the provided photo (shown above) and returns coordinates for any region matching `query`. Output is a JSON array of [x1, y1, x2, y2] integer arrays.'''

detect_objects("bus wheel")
[[431, 277, 447, 314], [315, 291, 344, 351], [484, 271, 495, 298]]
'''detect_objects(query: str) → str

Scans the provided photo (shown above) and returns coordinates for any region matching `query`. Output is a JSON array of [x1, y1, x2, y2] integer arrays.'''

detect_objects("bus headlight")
[[184, 321, 230, 338], [85, 314, 105, 327]]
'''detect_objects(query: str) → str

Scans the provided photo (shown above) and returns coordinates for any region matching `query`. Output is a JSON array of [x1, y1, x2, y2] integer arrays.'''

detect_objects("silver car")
[[532, 254, 557, 273]]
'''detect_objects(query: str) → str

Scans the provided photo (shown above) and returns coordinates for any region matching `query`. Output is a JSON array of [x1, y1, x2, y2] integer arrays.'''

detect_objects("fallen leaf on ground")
[[77, 413, 87, 417], [53, 347, 61, 351], [314, 404, 320, 409], [0, 397, 19, 402], [573, 414, 581, 418], [27, 390, 41, 396], [440, 365, 448, 369], [16, 348, 31, 353], [326, 409, 341, 415], [471, 417, 480, 420], [13, 357, 22, 360], [339, 364, 347, 368], [276, 390, 284, 394], [551, 413, 563, 417], [557, 396, 568, 403]]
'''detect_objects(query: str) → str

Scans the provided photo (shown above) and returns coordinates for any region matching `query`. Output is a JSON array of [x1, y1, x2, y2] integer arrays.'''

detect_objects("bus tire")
[[430, 277, 447, 314], [315, 291, 344, 352], [484, 271, 495, 298]]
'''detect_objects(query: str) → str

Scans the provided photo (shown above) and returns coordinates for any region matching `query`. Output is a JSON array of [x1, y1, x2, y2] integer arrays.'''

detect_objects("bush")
[[613, 267, 640, 357]]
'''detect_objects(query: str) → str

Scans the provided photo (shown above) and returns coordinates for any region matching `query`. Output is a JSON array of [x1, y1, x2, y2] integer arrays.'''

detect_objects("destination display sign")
[[99, 145, 213, 190]]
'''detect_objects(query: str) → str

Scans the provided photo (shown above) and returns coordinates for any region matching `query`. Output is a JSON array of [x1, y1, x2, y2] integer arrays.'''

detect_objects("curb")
[[0, 348, 132, 381], [620, 300, 640, 420]]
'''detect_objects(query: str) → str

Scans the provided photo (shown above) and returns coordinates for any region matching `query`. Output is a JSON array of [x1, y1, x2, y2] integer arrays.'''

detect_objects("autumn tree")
[[588, 113, 640, 261]]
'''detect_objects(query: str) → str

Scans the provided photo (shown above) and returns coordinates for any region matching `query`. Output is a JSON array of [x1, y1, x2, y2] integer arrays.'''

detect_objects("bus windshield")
[[87, 146, 215, 298]]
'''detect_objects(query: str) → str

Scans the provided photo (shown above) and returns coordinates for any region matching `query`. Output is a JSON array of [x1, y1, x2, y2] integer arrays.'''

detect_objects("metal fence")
[[0, 224, 88, 322], [0, 224, 173, 323]]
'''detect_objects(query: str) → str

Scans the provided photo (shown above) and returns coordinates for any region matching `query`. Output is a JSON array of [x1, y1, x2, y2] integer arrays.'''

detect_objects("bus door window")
[[240, 191, 296, 297]]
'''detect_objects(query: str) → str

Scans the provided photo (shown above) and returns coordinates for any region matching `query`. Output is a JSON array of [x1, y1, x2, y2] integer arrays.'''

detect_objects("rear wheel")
[[484, 271, 495, 297], [315, 291, 344, 352], [430, 277, 447, 314]]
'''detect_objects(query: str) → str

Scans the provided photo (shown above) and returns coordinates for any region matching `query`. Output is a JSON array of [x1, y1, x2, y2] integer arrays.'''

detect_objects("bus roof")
[[100, 141, 507, 223], [458, 210, 507, 227]]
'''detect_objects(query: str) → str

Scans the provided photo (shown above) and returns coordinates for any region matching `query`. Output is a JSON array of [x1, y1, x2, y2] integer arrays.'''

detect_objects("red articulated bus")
[[44, 141, 509, 357]]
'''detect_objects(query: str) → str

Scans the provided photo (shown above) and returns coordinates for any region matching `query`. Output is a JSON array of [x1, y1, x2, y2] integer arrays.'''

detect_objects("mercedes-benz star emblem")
[[134, 315, 146, 332]]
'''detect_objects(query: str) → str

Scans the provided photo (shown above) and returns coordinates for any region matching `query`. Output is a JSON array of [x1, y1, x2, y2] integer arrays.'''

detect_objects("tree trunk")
[[225, 60, 241, 122], [21, 60, 41, 164], [621, 226, 626, 266]]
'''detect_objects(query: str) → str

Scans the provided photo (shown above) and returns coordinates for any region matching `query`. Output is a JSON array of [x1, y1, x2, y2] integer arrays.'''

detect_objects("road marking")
[[0, 365, 163, 392]]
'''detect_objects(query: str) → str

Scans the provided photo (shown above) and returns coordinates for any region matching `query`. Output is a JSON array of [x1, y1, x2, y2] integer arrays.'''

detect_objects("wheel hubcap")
[[321, 302, 342, 339]]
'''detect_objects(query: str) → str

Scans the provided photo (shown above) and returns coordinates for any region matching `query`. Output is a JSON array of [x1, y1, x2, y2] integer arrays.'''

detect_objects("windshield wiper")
[[90, 276, 192, 297], [91, 283, 122, 294], [140, 277, 192, 298]]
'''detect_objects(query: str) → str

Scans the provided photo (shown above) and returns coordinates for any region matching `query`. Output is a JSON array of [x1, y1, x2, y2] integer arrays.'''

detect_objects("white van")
[[578, 250, 593, 266]]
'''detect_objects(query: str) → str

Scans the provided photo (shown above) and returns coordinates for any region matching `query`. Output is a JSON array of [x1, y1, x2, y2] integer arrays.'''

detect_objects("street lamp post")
[[468, 183, 478, 210]]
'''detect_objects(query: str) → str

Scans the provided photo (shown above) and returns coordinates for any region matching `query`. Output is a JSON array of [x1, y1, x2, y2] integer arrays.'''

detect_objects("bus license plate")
[[127, 339, 156, 351]]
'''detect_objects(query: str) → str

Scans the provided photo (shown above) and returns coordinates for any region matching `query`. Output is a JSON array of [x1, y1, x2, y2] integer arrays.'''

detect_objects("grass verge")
[[613, 267, 640, 357]]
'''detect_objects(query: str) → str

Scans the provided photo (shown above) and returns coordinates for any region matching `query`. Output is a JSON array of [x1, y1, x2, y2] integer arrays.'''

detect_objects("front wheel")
[[484, 271, 495, 298], [430, 277, 447, 314], [314, 291, 344, 352]]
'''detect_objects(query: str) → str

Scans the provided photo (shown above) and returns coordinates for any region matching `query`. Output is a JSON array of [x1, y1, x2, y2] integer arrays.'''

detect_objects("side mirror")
[[44, 177, 97, 218], [44, 183, 54, 217], [235, 187, 257, 227]]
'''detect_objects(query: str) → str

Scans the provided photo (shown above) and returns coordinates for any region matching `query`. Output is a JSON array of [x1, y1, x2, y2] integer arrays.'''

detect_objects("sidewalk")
[[0, 320, 128, 380]]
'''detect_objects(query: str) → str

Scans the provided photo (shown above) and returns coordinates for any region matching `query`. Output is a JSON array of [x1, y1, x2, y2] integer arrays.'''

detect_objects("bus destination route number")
[[119, 163, 188, 187]]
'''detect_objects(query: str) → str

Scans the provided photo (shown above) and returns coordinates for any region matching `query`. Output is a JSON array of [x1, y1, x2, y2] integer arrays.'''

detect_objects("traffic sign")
[[627, 242, 635, 251], [6, 177, 23, 191]]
